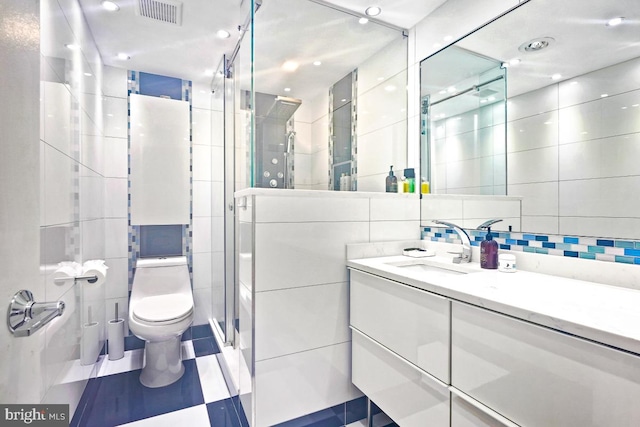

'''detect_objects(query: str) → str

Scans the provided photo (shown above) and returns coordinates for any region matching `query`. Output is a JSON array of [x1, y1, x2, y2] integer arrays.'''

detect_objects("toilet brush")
[[108, 302, 125, 360]]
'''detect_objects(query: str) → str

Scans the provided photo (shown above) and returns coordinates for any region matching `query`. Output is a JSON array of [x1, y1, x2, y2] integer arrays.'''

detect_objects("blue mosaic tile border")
[[127, 71, 194, 285], [422, 227, 640, 265]]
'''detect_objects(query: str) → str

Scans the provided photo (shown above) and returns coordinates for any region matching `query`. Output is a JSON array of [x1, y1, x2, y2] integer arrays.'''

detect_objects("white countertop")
[[348, 255, 640, 355]]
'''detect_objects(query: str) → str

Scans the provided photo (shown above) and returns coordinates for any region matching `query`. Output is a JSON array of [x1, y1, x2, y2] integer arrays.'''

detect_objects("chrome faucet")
[[434, 220, 472, 263]]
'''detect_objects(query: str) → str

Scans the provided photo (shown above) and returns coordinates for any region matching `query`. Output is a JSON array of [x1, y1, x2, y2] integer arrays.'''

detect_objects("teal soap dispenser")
[[478, 219, 502, 269], [385, 166, 398, 193]]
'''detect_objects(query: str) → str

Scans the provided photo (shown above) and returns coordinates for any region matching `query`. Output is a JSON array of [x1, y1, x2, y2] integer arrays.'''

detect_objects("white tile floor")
[[96, 344, 231, 427], [117, 405, 212, 427]]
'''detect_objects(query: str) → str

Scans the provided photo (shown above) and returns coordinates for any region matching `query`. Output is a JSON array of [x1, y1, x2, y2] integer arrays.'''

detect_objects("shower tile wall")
[[507, 57, 640, 239], [357, 37, 409, 192], [102, 68, 222, 331], [430, 101, 506, 195], [297, 36, 408, 191]]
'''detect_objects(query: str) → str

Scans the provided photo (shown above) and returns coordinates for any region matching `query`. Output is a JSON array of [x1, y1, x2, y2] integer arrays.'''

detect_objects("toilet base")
[[139, 336, 184, 388]]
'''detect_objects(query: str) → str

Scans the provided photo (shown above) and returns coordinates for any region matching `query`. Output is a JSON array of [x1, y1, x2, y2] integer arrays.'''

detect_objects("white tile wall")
[[421, 195, 521, 231], [254, 221, 369, 291], [254, 342, 361, 427], [507, 57, 640, 238], [240, 190, 446, 425], [254, 282, 350, 361]]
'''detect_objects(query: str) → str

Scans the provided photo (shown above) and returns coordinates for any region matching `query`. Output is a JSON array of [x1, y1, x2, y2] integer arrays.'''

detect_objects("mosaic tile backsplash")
[[422, 227, 640, 265]]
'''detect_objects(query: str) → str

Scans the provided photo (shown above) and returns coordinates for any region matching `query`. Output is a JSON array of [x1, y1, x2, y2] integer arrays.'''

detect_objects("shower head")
[[264, 96, 302, 121]]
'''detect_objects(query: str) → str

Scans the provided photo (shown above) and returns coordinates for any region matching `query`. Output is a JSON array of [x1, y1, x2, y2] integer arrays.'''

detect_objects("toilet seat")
[[133, 294, 193, 324]]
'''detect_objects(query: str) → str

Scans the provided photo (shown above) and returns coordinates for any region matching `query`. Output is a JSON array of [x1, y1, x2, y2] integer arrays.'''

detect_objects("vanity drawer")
[[451, 389, 520, 427], [350, 269, 450, 382], [352, 329, 450, 427], [451, 301, 640, 427]]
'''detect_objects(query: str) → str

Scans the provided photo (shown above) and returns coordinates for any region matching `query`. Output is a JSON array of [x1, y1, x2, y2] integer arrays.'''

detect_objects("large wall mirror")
[[249, 0, 408, 192], [420, 0, 640, 239]]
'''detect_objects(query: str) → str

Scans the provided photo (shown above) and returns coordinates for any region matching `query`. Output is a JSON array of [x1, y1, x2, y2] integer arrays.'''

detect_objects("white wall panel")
[[129, 94, 190, 225], [254, 221, 369, 291], [254, 283, 350, 361], [254, 343, 361, 427]]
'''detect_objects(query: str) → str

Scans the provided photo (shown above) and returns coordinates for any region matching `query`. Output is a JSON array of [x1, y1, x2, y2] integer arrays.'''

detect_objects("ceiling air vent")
[[136, 0, 183, 26]]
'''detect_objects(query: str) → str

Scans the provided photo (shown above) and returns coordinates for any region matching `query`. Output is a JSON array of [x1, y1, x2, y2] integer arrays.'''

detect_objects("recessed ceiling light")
[[284, 88, 291, 92], [313, 61, 322, 66], [84, 72, 92, 77], [281, 61, 299, 72], [65, 43, 79, 50], [359, 17, 369, 24], [601, 93, 609, 98], [101, 1, 120, 12], [117, 52, 130, 60], [551, 73, 562, 80], [607, 17, 624, 27], [447, 86, 456, 93], [216, 30, 230, 39], [341, 98, 347, 102], [365, 6, 381, 16], [443, 35, 453, 42], [519, 37, 555, 52]]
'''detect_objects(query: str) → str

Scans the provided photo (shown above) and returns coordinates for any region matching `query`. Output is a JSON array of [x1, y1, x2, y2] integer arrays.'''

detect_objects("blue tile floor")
[[72, 324, 244, 427], [72, 324, 396, 427]]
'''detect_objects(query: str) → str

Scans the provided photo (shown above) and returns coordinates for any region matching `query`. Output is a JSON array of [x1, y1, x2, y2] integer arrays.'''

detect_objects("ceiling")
[[424, 0, 640, 98], [78, 0, 443, 86]]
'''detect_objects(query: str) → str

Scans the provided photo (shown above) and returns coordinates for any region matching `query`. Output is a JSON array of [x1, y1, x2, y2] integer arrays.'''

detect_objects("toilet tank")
[[133, 256, 191, 297]]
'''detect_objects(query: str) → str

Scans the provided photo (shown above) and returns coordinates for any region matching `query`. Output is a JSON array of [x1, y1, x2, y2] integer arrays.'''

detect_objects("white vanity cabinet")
[[352, 330, 450, 426], [451, 301, 640, 427], [349, 262, 640, 427], [350, 269, 451, 426]]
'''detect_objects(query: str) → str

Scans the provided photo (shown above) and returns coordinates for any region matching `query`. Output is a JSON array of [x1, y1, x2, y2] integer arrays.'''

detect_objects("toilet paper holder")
[[7, 290, 65, 337], [54, 274, 98, 284]]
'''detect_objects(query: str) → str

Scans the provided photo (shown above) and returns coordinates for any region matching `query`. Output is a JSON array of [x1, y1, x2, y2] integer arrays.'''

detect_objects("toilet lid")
[[134, 294, 193, 323]]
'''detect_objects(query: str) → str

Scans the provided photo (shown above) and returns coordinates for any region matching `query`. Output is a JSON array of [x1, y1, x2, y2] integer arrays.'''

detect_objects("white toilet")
[[129, 256, 194, 388]]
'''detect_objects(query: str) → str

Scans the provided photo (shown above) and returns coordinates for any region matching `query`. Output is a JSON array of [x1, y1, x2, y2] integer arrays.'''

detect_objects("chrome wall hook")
[[7, 290, 65, 337]]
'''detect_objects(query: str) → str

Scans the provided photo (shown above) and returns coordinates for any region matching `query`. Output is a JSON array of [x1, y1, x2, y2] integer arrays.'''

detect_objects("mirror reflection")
[[420, 0, 640, 239]]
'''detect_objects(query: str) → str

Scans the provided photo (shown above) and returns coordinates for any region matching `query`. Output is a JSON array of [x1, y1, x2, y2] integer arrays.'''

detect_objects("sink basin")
[[385, 259, 477, 276]]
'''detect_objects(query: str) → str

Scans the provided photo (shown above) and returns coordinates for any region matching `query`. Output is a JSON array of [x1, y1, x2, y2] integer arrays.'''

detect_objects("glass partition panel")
[[252, 0, 407, 191]]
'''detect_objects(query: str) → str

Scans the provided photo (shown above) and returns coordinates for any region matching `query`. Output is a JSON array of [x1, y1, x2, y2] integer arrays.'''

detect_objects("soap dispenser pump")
[[478, 219, 502, 269], [386, 166, 398, 193]]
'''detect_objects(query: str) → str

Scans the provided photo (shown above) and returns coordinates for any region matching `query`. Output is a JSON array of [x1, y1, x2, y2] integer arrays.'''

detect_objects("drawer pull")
[[351, 326, 449, 389], [450, 387, 521, 427]]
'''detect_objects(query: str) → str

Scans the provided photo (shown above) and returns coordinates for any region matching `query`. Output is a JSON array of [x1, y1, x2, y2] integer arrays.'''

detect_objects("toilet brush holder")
[[80, 322, 100, 366], [108, 318, 125, 360]]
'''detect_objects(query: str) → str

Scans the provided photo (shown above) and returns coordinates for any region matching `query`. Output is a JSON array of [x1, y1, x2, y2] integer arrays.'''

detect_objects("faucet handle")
[[477, 218, 503, 230]]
